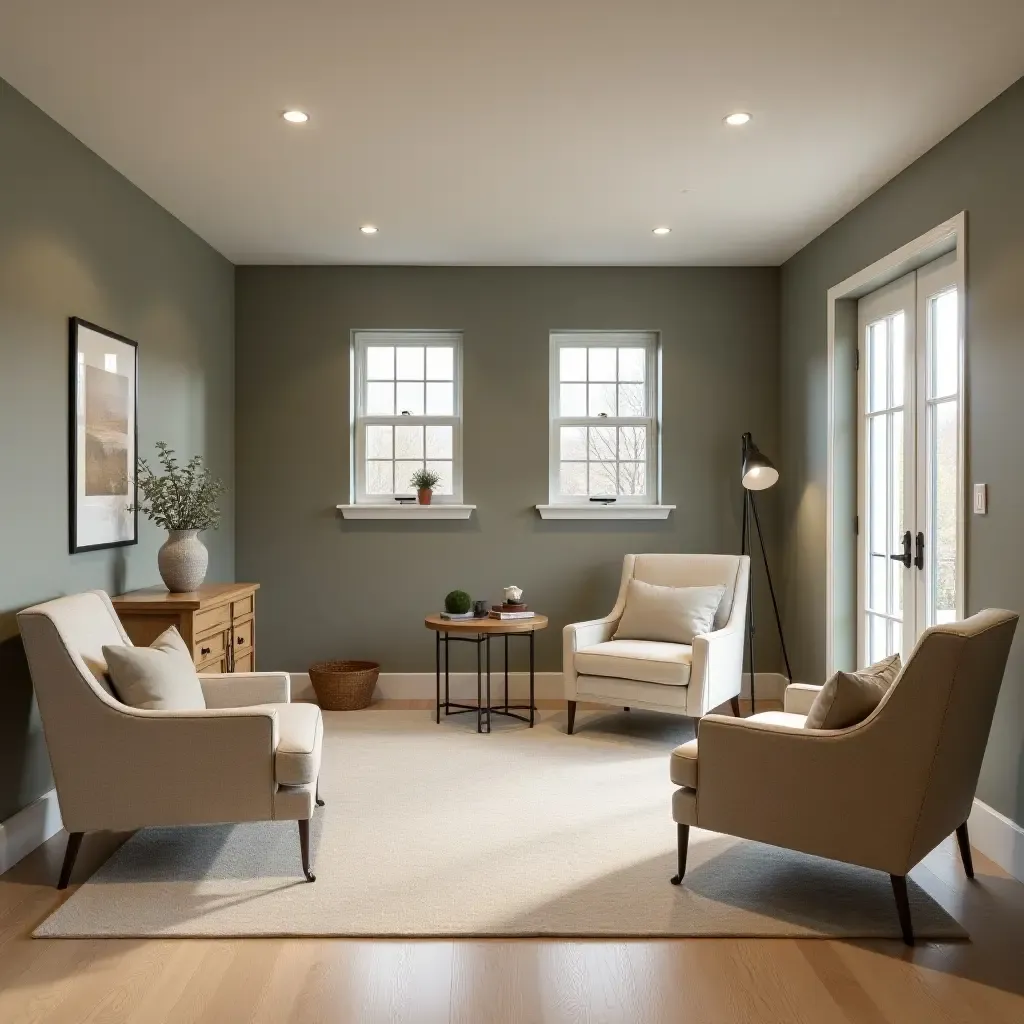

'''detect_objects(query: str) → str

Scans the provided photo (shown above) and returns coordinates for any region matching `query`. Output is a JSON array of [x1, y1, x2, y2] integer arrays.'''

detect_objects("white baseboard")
[[290, 670, 789, 705], [0, 788, 63, 876], [968, 798, 1024, 883]]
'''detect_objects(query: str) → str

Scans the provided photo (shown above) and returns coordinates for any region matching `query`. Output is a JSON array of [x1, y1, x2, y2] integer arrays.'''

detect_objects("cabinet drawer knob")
[[237, 636, 244, 645], [200, 646, 211, 656]]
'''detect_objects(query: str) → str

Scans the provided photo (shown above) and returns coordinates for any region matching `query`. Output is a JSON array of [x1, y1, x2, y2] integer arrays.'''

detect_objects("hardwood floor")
[[3, 704, 1023, 1024]]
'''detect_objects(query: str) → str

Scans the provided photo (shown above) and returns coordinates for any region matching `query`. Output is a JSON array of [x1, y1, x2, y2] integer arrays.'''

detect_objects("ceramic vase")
[[158, 529, 209, 593]]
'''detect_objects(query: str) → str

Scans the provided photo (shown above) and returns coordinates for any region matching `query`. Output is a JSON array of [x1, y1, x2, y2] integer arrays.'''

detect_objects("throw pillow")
[[613, 579, 726, 645], [102, 626, 207, 711], [804, 653, 901, 730]]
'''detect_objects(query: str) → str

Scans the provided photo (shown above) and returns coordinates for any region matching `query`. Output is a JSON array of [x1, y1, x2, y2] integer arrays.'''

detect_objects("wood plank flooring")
[[3, 702, 1023, 1024]]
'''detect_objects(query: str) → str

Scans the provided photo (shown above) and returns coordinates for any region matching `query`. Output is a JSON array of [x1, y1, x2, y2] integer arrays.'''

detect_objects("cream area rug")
[[37, 709, 965, 939]]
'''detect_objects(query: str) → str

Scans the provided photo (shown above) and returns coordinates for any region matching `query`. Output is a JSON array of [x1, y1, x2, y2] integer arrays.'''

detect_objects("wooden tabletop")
[[424, 613, 548, 634], [111, 583, 259, 610]]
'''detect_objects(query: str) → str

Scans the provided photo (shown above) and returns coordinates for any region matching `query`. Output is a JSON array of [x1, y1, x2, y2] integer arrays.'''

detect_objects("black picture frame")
[[68, 317, 139, 553]]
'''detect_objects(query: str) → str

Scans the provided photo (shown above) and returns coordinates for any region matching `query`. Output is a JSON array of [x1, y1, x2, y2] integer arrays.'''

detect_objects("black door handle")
[[890, 530, 912, 568], [915, 531, 925, 570]]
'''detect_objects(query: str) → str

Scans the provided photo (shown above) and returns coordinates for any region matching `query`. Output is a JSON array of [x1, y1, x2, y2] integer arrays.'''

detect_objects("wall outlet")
[[973, 483, 988, 515]]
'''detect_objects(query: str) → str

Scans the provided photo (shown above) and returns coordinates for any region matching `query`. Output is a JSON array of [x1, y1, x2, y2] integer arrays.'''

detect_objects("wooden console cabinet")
[[111, 583, 259, 673]]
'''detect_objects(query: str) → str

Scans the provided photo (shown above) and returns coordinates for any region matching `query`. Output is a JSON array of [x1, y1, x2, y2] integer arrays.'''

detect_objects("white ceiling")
[[2, 1, 1023, 265]]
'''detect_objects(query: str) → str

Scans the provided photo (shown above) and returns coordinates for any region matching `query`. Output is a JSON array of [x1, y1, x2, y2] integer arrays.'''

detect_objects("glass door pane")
[[917, 258, 961, 629], [858, 272, 916, 666]]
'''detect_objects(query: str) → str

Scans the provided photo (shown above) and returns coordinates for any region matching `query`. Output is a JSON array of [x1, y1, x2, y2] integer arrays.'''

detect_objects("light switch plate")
[[973, 483, 988, 514]]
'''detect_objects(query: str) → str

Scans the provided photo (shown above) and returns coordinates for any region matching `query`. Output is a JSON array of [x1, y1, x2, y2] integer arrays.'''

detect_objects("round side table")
[[424, 614, 549, 733]]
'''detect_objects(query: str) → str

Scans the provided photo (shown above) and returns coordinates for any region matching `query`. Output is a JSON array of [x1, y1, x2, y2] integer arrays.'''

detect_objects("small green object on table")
[[444, 589, 472, 614]]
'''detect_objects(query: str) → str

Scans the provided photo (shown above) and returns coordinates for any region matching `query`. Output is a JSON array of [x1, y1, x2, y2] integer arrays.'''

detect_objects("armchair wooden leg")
[[315, 781, 325, 807], [670, 824, 690, 885], [299, 819, 316, 883], [730, 695, 741, 717], [567, 700, 576, 735], [955, 821, 975, 879], [623, 706, 631, 712], [58, 831, 84, 890], [890, 874, 914, 945]]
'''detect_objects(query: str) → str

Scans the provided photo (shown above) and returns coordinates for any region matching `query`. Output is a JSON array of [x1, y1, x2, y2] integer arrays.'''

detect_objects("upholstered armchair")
[[564, 554, 750, 731], [668, 609, 1019, 944], [17, 590, 324, 888]]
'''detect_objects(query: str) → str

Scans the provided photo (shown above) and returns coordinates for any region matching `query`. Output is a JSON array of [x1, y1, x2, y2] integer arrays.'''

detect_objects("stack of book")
[[488, 604, 534, 620]]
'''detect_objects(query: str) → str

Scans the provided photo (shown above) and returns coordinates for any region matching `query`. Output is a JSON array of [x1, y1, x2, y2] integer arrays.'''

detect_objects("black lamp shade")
[[741, 436, 779, 491]]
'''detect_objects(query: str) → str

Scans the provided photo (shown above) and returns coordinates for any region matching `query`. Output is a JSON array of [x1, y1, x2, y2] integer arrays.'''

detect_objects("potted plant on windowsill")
[[410, 467, 441, 505], [129, 442, 227, 593]]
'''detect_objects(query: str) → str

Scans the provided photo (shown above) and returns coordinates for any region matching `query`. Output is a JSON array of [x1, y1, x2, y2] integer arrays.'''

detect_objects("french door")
[[857, 252, 963, 666]]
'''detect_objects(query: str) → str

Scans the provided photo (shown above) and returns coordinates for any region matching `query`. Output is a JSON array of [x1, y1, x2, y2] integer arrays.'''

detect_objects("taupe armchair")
[[18, 591, 324, 888], [668, 609, 1018, 944]]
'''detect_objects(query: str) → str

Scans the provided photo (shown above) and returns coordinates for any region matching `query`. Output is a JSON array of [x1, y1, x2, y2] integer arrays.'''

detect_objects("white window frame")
[[546, 331, 661, 507], [351, 330, 464, 505]]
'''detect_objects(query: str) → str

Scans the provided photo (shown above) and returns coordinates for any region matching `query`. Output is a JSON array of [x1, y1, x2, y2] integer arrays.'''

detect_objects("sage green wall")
[[0, 79, 235, 822], [780, 76, 1024, 824], [235, 266, 781, 677]]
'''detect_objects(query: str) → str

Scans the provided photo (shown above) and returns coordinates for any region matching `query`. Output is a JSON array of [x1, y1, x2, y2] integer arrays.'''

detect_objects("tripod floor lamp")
[[740, 432, 792, 713]]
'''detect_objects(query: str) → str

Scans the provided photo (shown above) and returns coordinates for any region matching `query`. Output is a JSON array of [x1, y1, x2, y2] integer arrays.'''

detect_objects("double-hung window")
[[352, 331, 463, 504], [548, 332, 660, 505]]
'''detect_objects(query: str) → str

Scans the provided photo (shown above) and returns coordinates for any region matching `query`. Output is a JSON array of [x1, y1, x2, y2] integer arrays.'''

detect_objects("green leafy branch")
[[128, 442, 226, 531]]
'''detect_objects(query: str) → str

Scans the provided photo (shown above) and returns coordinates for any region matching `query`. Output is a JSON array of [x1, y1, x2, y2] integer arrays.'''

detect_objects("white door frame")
[[825, 212, 967, 675]]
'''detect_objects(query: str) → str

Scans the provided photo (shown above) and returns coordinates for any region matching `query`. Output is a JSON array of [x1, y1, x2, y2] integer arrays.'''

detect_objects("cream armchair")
[[564, 554, 750, 732], [668, 609, 1019, 944], [17, 590, 324, 888]]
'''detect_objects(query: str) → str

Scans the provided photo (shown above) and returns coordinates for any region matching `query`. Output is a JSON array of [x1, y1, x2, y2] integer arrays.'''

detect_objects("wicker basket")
[[308, 660, 380, 710]]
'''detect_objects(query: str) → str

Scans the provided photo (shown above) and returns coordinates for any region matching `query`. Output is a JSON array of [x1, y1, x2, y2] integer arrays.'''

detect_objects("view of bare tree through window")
[[553, 336, 655, 500]]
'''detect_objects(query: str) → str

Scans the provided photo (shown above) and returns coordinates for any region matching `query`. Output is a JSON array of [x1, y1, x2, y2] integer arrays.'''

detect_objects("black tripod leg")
[[744, 492, 756, 715], [749, 492, 793, 683]]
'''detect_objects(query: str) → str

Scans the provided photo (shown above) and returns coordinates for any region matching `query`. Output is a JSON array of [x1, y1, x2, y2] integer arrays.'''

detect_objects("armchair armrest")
[[692, 712, 924, 874], [563, 613, 619, 698], [687, 621, 745, 716], [564, 614, 619, 652], [684, 555, 750, 717], [54, 704, 281, 833], [199, 671, 291, 708], [784, 682, 822, 715]]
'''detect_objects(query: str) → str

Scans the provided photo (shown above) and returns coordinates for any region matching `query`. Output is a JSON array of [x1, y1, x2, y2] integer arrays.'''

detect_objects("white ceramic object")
[[158, 530, 209, 593], [504, 585, 523, 603]]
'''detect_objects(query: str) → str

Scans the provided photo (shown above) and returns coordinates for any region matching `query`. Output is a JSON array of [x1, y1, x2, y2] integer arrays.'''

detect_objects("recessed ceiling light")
[[724, 112, 751, 126], [360, 225, 378, 234], [282, 110, 309, 123], [652, 226, 671, 235]]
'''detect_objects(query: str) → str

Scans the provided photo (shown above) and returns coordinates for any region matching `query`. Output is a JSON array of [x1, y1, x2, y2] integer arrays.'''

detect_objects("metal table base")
[[435, 629, 537, 733]]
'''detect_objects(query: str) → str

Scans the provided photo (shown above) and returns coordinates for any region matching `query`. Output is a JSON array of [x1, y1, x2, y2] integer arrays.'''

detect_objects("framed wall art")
[[68, 317, 139, 552]]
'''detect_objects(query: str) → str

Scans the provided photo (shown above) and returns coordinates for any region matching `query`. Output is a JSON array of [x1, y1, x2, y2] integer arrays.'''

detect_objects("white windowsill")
[[535, 504, 675, 520], [337, 503, 476, 520]]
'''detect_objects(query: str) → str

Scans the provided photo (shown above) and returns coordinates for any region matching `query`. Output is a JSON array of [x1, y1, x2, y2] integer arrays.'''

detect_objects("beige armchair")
[[17, 590, 324, 888], [668, 609, 1019, 944], [564, 554, 750, 731]]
